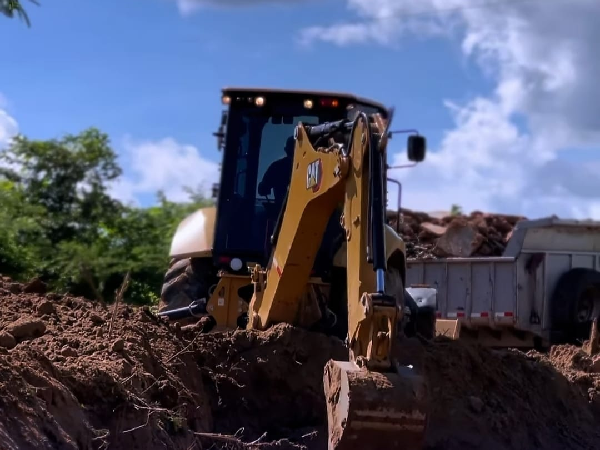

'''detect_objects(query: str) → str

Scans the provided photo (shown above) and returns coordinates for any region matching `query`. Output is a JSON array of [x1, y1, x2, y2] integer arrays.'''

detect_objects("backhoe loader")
[[159, 88, 431, 449]]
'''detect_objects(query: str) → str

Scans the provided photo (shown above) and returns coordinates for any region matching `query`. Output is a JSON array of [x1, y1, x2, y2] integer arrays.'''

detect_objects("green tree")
[[0, 127, 215, 305], [102, 191, 213, 305], [1, 128, 123, 245], [1, 0, 39, 27], [0, 179, 48, 278], [450, 204, 463, 216], [0, 128, 125, 299]]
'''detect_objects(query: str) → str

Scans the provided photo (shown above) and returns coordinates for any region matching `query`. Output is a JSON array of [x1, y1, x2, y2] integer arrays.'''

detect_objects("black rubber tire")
[[159, 257, 217, 313], [416, 308, 436, 340], [385, 255, 413, 339], [550, 267, 600, 344], [402, 289, 436, 340], [403, 290, 418, 338]]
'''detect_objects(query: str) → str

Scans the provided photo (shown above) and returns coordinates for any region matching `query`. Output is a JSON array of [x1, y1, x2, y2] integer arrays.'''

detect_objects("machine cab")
[[212, 87, 389, 274]]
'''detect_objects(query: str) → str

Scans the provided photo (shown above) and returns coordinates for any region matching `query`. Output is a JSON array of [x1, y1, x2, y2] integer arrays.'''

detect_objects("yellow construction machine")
[[159, 87, 432, 449]]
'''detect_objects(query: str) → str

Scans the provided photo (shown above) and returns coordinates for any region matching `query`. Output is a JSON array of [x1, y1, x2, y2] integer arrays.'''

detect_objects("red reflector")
[[436, 312, 442, 318], [218, 257, 231, 264], [504, 311, 514, 317], [481, 311, 489, 317], [457, 311, 465, 318]]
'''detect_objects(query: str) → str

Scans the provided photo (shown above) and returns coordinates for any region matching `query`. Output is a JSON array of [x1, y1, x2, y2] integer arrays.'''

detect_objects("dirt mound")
[[396, 339, 600, 450], [0, 276, 344, 450], [2, 276, 600, 450], [387, 209, 525, 259], [0, 277, 212, 450]]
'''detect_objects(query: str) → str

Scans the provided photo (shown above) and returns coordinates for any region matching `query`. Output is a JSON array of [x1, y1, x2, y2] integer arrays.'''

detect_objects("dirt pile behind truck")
[[387, 209, 525, 259], [1, 275, 600, 450]]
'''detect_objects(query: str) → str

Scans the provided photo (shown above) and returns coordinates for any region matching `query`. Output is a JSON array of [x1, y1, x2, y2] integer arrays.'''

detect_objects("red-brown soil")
[[1, 276, 600, 450]]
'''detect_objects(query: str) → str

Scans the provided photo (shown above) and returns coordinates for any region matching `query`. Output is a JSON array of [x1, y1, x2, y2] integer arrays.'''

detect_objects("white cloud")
[[0, 97, 18, 150], [0, 93, 9, 109], [304, 0, 600, 219], [110, 136, 219, 205], [0, 92, 216, 207], [298, 1, 449, 47]]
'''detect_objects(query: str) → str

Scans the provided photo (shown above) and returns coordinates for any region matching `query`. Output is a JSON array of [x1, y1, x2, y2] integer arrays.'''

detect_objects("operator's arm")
[[258, 163, 276, 196]]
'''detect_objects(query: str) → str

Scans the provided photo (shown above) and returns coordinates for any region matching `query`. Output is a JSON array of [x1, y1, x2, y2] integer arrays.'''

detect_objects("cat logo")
[[306, 159, 322, 193]]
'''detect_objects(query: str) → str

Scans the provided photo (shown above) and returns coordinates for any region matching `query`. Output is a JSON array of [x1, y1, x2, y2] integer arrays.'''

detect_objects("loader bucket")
[[323, 360, 428, 450], [435, 319, 461, 340]]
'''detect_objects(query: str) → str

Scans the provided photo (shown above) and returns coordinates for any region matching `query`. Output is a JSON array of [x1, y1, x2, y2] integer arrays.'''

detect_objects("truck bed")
[[405, 216, 600, 345]]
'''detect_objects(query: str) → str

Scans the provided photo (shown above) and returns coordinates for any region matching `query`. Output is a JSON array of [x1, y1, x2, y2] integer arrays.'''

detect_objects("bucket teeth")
[[324, 360, 428, 450]]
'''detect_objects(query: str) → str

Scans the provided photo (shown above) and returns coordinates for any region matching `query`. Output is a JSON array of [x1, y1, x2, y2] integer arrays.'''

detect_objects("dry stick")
[[194, 431, 247, 448], [248, 432, 268, 445], [108, 271, 131, 339], [165, 322, 211, 363], [586, 317, 599, 356], [194, 431, 272, 449], [122, 409, 158, 434]]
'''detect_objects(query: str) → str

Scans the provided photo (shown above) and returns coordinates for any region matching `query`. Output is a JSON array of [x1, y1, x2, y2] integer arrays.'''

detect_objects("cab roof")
[[221, 86, 387, 112]]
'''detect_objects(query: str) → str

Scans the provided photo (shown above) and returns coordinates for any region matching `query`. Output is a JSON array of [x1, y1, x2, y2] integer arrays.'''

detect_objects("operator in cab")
[[257, 136, 295, 204]]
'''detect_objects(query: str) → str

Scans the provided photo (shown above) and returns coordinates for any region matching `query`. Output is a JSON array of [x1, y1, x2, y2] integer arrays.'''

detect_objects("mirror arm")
[[388, 128, 420, 138], [387, 162, 417, 170]]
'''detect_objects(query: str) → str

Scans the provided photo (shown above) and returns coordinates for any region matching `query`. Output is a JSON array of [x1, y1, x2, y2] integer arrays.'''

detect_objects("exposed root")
[[194, 430, 306, 450]]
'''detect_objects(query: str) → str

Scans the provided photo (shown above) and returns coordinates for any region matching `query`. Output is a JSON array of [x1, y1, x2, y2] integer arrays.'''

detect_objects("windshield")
[[214, 95, 385, 264]]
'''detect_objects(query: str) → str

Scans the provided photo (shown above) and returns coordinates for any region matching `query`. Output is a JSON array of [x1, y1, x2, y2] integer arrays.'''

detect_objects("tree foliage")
[[1, 0, 39, 27], [450, 203, 463, 216], [0, 128, 214, 305]]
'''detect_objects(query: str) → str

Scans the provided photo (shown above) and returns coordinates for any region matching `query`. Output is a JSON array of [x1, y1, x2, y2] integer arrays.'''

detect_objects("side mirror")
[[407, 135, 426, 162]]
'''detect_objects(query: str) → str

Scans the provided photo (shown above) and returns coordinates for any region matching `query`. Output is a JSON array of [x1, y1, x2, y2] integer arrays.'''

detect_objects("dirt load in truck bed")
[[387, 209, 526, 259], [1, 275, 600, 450]]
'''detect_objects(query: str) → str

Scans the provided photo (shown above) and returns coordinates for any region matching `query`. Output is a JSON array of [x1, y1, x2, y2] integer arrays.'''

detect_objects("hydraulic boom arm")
[[247, 111, 428, 450]]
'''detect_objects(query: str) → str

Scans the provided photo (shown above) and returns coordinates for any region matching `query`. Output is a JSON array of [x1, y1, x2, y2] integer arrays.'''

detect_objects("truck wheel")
[[385, 254, 413, 338], [159, 257, 217, 313], [417, 311, 436, 340], [403, 290, 418, 338], [402, 290, 436, 340], [550, 268, 600, 344]]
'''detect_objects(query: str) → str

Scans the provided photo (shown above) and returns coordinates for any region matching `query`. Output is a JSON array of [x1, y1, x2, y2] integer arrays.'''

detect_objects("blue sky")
[[1, 0, 600, 218]]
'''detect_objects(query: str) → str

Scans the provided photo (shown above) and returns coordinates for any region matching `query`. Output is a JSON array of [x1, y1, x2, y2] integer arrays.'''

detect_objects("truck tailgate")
[[406, 257, 517, 328]]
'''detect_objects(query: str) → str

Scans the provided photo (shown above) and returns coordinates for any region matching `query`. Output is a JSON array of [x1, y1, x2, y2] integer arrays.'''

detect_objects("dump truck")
[[405, 216, 600, 348]]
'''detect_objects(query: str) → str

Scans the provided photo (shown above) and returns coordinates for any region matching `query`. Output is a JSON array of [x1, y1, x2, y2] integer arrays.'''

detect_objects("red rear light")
[[319, 98, 339, 108]]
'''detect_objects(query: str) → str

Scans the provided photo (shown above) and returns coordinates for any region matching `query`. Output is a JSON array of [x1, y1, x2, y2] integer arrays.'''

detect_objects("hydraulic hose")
[[305, 114, 387, 293], [349, 112, 387, 294], [157, 299, 207, 320]]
